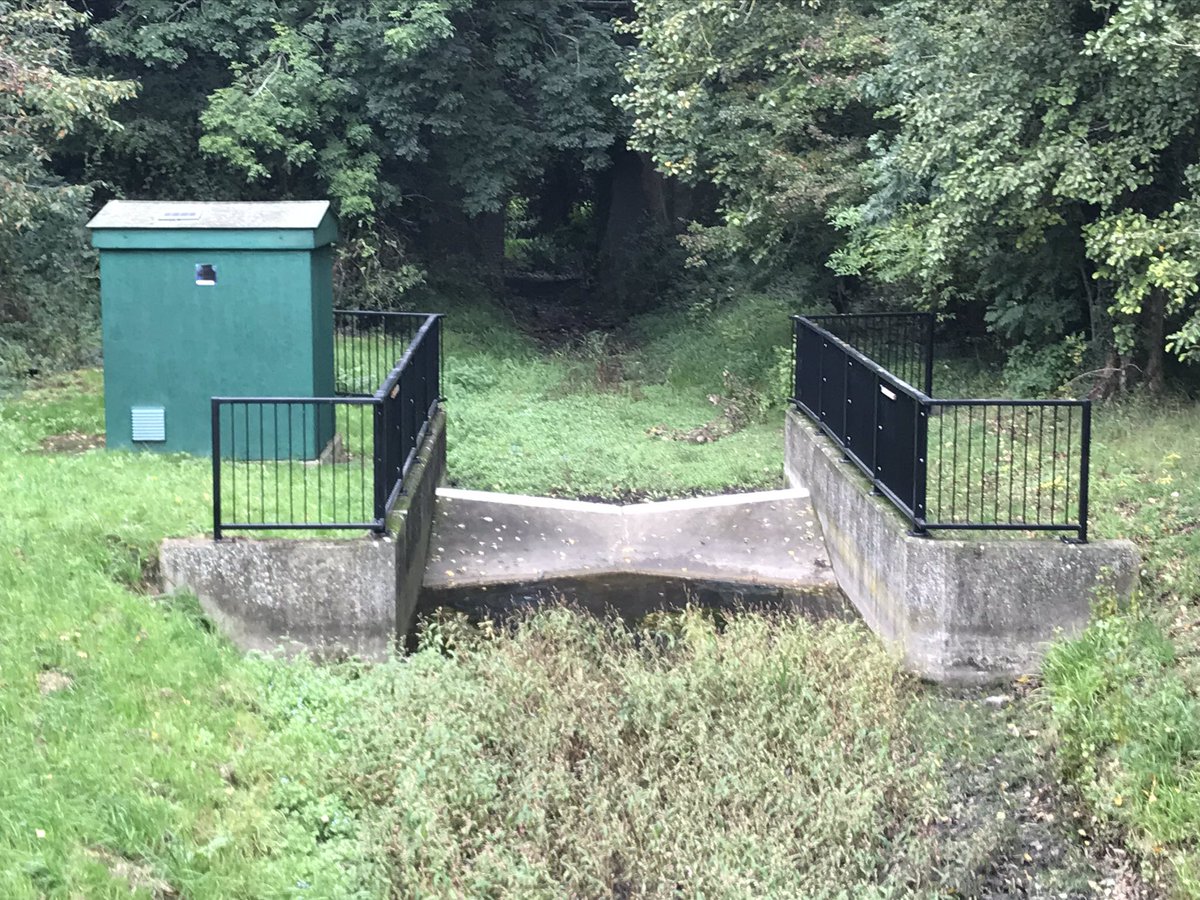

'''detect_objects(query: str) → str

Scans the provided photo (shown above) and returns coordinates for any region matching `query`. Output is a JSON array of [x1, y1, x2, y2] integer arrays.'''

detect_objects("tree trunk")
[[638, 151, 670, 230], [471, 208, 507, 289], [1086, 278, 1126, 399], [599, 147, 650, 264], [1143, 288, 1167, 394]]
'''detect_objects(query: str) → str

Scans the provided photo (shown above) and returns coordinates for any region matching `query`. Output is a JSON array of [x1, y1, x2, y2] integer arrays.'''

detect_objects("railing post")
[[818, 337, 827, 425], [841, 354, 851, 454], [1076, 400, 1091, 543], [436, 314, 445, 404], [211, 399, 222, 541], [790, 316, 797, 404], [910, 398, 929, 535], [373, 400, 387, 528], [923, 313, 935, 397], [871, 372, 882, 495]]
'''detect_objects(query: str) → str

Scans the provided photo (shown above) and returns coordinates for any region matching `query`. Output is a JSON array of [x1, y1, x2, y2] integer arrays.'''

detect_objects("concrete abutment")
[[159, 409, 446, 660], [784, 408, 1139, 683]]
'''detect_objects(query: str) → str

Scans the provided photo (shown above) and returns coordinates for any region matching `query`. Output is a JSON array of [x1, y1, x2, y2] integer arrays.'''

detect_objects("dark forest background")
[[6, 0, 1200, 397]]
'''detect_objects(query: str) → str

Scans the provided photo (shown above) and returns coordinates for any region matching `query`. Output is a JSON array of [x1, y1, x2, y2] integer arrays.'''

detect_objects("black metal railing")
[[334, 310, 428, 396], [212, 313, 442, 539], [791, 314, 1090, 541], [805, 312, 934, 396]]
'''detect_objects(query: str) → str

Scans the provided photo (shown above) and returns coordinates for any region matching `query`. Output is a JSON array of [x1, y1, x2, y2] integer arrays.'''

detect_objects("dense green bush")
[[0, 211, 100, 382], [294, 608, 945, 897]]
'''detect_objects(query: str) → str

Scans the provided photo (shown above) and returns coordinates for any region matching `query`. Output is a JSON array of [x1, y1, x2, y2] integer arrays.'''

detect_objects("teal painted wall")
[[101, 247, 334, 456], [309, 245, 335, 397]]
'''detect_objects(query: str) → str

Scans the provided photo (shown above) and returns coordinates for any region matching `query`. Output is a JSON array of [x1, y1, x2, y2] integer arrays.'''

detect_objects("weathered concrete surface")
[[784, 408, 1139, 684], [159, 535, 398, 659], [387, 409, 447, 645], [423, 488, 846, 619], [160, 410, 447, 659]]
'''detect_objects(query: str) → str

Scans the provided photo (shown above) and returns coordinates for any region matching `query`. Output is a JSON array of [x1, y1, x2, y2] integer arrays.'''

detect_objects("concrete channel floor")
[[422, 488, 845, 618]]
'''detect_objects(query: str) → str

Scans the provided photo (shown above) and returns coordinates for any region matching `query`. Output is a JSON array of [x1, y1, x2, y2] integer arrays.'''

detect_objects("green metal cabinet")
[[88, 201, 337, 456]]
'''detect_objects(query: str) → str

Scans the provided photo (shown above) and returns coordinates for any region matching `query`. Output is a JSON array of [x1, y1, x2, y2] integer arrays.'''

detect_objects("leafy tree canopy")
[[617, 0, 884, 265], [833, 0, 1200, 389], [0, 1, 135, 376], [88, 0, 624, 225]]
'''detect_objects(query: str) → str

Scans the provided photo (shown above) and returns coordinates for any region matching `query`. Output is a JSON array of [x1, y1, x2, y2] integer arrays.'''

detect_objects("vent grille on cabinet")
[[131, 406, 166, 442]]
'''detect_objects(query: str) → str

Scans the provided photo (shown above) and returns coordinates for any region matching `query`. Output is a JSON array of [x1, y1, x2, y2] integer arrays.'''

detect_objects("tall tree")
[[85, 0, 624, 268], [0, 1, 134, 375], [617, 0, 885, 274], [835, 0, 1200, 393]]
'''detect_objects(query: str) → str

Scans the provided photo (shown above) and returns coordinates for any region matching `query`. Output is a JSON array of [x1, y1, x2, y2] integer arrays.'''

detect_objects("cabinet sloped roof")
[[88, 201, 336, 250], [88, 200, 331, 230]]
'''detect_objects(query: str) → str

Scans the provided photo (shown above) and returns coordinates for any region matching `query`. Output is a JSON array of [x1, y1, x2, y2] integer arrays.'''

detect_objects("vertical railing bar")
[[965, 405, 973, 524], [1008, 406, 1016, 525], [302, 403, 309, 524], [994, 404, 1002, 525], [1050, 406, 1059, 524], [212, 400, 223, 540], [1036, 405, 1046, 522], [950, 405, 958, 523], [1022, 407, 1031, 525], [243, 403, 250, 527], [359, 403, 365, 522], [1070, 408, 1080, 528], [933, 404, 943, 522], [316, 404, 323, 523], [259, 404, 265, 525], [229, 402, 235, 532], [330, 403, 337, 522], [274, 404, 280, 524], [1078, 402, 1091, 542], [288, 402, 294, 524]]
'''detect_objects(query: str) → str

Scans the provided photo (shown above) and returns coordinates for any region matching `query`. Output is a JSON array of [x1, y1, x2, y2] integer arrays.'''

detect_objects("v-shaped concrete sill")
[[423, 487, 840, 593]]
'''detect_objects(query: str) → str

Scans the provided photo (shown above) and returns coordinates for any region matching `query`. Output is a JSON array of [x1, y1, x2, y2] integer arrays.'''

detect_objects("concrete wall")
[[388, 411, 447, 648], [785, 408, 1139, 683], [159, 409, 446, 659]]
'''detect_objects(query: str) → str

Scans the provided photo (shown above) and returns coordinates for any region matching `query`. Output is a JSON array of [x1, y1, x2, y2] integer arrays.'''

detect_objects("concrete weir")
[[157, 403, 1141, 683], [784, 408, 1140, 683], [422, 488, 847, 620]]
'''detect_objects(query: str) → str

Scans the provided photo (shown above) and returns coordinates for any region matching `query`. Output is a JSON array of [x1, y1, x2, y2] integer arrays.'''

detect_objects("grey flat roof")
[[87, 200, 332, 230]]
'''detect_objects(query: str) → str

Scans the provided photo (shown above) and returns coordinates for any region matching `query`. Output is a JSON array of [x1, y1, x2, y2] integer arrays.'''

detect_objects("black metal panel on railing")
[[794, 318, 928, 523], [213, 312, 443, 539], [791, 314, 1089, 541]]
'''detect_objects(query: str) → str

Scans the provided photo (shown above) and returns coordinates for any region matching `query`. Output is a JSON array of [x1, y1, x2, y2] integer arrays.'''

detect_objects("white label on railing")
[[880, 385, 897, 401]]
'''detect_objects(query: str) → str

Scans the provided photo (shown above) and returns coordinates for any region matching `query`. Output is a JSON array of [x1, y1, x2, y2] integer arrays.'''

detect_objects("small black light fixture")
[[195, 263, 217, 285]]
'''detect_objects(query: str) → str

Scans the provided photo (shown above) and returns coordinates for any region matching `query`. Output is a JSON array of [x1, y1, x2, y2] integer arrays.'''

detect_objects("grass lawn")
[[1041, 398, 1200, 894], [1, 295, 1197, 895], [0, 366, 985, 897]]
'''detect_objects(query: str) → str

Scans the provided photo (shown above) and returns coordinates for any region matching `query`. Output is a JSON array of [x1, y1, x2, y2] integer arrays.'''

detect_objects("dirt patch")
[[925, 687, 1158, 898], [85, 849, 176, 898], [37, 671, 73, 695], [39, 431, 105, 453]]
